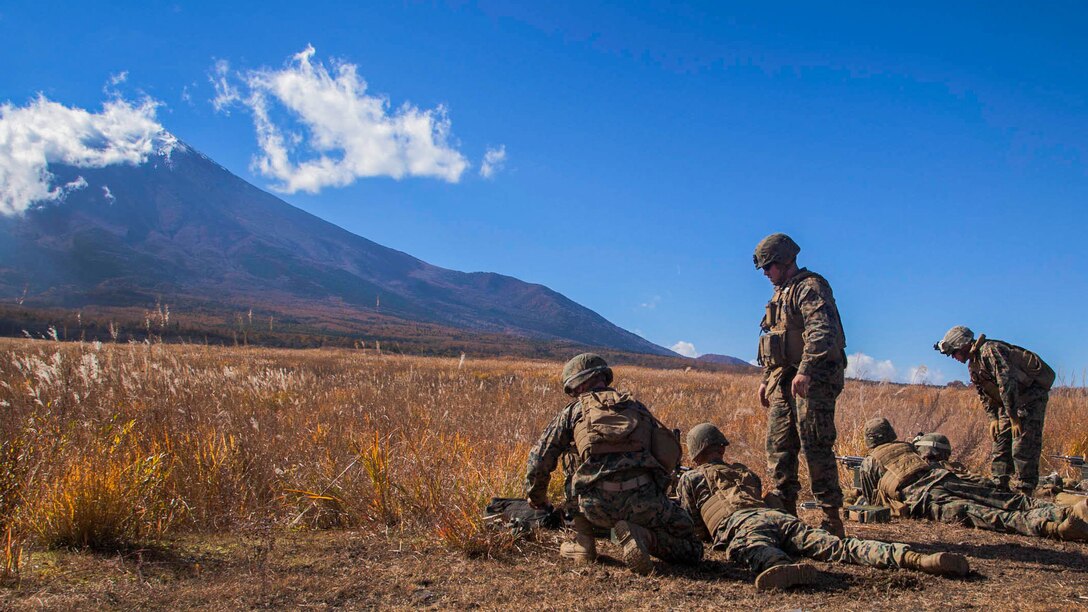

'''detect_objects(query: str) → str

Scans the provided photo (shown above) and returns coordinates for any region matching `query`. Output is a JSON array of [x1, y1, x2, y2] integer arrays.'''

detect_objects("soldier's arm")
[[858, 456, 882, 502], [524, 406, 576, 506], [794, 280, 840, 376], [972, 379, 1000, 420], [759, 308, 772, 385], [985, 344, 1020, 416], [678, 472, 712, 542]]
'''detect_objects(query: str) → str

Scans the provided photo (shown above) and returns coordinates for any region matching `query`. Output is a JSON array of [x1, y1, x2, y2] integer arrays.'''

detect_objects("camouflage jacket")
[[859, 449, 950, 516], [524, 387, 666, 506], [759, 268, 847, 382], [676, 460, 764, 543], [968, 338, 1042, 419]]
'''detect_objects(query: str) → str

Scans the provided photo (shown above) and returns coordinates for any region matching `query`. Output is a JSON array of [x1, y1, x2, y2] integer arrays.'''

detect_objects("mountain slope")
[[0, 144, 674, 356]]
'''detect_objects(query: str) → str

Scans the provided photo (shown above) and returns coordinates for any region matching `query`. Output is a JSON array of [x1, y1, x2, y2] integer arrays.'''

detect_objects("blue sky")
[[2, 2, 1087, 384]]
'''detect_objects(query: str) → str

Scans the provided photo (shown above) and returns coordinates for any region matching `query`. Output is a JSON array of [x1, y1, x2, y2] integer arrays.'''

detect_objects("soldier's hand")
[[791, 373, 811, 398], [758, 383, 770, 407], [527, 497, 545, 510], [988, 419, 1001, 440], [1010, 418, 1023, 439]]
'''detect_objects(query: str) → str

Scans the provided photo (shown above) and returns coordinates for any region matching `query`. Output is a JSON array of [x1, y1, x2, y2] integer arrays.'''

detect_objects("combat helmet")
[[864, 417, 898, 449], [934, 326, 975, 356], [753, 233, 801, 269], [913, 433, 952, 461], [687, 422, 729, 460], [561, 353, 613, 395]]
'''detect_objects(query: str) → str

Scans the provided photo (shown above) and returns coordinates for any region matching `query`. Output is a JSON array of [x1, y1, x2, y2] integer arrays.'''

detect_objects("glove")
[[988, 419, 1001, 441], [1010, 417, 1023, 439]]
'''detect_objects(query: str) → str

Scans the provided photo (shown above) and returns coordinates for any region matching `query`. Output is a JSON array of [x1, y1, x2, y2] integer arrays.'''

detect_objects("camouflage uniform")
[[915, 435, 1052, 512], [967, 337, 1052, 493], [525, 388, 702, 564], [677, 461, 910, 574], [758, 267, 847, 510], [860, 444, 1069, 537]]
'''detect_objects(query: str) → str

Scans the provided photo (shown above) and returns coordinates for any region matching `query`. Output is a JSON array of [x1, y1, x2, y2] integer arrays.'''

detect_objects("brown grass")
[[0, 336, 1084, 560]]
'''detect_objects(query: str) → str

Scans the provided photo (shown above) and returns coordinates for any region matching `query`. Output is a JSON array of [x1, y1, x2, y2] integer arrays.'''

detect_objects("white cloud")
[[102, 185, 115, 203], [210, 60, 239, 112], [480, 145, 506, 178], [845, 352, 949, 385], [0, 95, 176, 216], [639, 295, 661, 309], [671, 341, 698, 358], [213, 45, 469, 193], [907, 365, 948, 386], [845, 352, 898, 382], [108, 71, 128, 86]]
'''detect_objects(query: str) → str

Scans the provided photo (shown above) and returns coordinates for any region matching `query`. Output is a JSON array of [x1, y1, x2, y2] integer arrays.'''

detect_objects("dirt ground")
[[3, 509, 1087, 611]]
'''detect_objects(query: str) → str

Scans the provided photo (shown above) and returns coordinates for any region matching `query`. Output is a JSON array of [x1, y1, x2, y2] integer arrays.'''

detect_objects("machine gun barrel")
[[835, 455, 865, 489]]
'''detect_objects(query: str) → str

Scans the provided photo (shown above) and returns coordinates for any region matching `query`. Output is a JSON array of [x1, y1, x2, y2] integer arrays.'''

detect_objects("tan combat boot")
[[754, 563, 821, 591], [819, 506, 846, 538], [1053, 500, 1088, 541], [900, 551, 970, 577], [559, 515, 598, 563], [611, 520, 654, 576]]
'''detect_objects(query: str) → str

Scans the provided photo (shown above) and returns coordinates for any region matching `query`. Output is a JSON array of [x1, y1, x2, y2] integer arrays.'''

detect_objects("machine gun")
[[668, 465, 692, 500], [1050, 455, 1088, 482], [836, 455, 866, 490]]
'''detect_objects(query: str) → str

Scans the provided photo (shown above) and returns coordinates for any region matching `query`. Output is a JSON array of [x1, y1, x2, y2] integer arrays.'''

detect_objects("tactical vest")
[[870, 442, 930, 515], [757, 270, 843, 369], [573, 390, 653, 458], [971, 337, 1055, 395], [695, 463, 764, 534]]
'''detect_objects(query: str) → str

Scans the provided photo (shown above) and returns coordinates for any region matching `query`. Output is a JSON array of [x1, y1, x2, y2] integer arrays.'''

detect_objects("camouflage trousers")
[[578, 481, 703, 565], [765, 367, 845, 509], [938, 475, 1049, 512], [991, 387, 1049, 493], [718, 508, 907, 574], [911, 479, 1067, 537]]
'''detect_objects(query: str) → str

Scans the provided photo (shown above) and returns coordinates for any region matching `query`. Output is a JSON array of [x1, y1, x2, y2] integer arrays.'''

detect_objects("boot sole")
[[559, 548, 598, 563], [755, 563, 820, 591], [613, 521, 654, 576]]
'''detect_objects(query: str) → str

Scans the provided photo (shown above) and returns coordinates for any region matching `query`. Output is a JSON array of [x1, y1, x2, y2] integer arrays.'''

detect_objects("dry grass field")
[[0, 337, 1086, 609]]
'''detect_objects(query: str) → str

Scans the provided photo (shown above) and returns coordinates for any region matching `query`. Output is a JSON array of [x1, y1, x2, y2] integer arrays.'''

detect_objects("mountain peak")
[[0, 142, 674, 357]]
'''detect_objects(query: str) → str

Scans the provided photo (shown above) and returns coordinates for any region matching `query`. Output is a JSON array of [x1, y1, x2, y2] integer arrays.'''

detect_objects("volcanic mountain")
[[0, 144, 675, 357]]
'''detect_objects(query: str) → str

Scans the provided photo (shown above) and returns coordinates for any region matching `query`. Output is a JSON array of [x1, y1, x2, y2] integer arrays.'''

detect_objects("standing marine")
[[676, 423, 969, 591], [754, 233, 848, 536], [524, 353, 703, 575], [859, 417, 1087, 541], [934, 326, 1055, 495]]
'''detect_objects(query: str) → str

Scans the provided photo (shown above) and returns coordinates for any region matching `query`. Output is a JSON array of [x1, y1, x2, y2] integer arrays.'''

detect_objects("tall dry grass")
[[0, 338, 1084, 557]]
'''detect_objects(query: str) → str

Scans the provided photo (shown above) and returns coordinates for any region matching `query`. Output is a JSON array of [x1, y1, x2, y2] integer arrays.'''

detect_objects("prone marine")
[[859, 417, 1088, 540], [675, 422, 969, 591]]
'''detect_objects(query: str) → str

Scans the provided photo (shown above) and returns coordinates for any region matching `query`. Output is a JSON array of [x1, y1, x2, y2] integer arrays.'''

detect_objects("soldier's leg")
[[1011, 392, 1048, 495], [939, 474, 1041, 512], [927, 489, 1064, 537], [578, 490, 622, 531], [766, 376, 801, 511], [776, 510, 905, 568], [797, 376, 844, 509], [623, 485, 704, 564], [722, 510, 793, 574], [990, 415, 1014, 489]]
